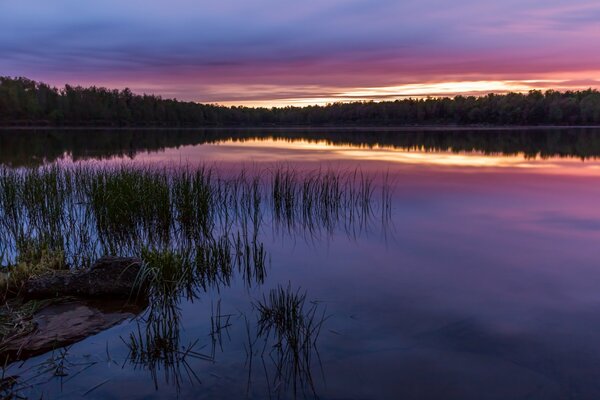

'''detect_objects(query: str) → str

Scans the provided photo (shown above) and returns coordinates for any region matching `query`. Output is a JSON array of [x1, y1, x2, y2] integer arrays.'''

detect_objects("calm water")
[[3, 128, 600, 399]]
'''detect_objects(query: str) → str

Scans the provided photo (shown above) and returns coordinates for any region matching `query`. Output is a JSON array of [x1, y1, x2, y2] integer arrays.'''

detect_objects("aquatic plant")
[[1, 238, 66, 300], [124, 246, 219, 392], [124, 320, 212, 391], [249, 284, 327, 398], [0, 163, 390, 394], [0, 164, 390, 271]]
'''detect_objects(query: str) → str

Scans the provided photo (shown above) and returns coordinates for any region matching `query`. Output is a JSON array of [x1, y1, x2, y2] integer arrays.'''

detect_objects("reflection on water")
[[2, 128, 600, 399], [0, 163, 388, 398], [3, 127, 600, 168]]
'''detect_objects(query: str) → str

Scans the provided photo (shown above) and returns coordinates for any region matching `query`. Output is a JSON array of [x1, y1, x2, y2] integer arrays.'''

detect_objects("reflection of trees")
[[3, 128, 600, 167]]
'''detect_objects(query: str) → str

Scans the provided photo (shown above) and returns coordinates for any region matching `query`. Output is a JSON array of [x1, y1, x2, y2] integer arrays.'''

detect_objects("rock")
[[2, 299, 144, 362], [22, 256, 145, 300]]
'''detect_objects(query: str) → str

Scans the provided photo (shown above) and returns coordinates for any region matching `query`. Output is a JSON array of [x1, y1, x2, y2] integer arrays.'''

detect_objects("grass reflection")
[[0, 163, 391, 397], [245, 284, 327, 399]]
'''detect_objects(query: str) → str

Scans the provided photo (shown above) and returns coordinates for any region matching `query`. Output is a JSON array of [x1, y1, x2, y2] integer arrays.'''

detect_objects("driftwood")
[[22, 256, 145, 300]]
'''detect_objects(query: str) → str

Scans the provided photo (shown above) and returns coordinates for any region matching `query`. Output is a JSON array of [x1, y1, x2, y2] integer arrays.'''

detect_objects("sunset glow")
[[123, 137, 600, 176], [2, 0, 600, 106], [216, 78, 600, 107]]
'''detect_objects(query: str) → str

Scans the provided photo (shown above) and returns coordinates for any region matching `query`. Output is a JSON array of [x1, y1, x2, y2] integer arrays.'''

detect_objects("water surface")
[[2, 128, 600, 399]]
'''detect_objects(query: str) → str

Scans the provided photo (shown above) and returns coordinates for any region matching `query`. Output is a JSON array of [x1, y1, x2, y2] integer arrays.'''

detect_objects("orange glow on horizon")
[[211, 75, 600, 107]]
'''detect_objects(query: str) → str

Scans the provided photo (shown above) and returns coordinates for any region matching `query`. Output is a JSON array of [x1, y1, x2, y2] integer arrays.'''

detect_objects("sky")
[[1, 0, 600, 106]]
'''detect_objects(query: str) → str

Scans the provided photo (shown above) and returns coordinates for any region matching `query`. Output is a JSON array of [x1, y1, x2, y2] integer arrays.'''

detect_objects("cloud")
[[1, 0, 599, 104]]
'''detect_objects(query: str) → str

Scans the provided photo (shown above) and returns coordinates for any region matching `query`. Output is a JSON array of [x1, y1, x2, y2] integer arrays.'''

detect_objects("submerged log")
[[22, 256, 145, 300]]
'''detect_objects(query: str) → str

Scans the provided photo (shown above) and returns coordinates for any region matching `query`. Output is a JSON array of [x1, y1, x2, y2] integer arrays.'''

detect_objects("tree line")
[[1, 76, 600, 126]]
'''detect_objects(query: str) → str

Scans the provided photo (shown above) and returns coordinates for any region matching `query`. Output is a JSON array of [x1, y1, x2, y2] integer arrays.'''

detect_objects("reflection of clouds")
[[132, 138, 600, 176], [533, 211, 600, 232]]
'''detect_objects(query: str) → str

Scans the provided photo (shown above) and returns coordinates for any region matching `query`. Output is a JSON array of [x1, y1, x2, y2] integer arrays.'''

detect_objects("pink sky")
[[1, 0, 600, 106]]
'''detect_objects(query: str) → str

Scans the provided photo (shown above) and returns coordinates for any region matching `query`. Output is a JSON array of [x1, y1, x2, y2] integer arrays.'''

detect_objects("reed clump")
[[252, 284, 326, 397], [1, 239, 66, 300], [1, 164, 390, 297], [0, 163, 392, 396], [255, 285, 325, 358]]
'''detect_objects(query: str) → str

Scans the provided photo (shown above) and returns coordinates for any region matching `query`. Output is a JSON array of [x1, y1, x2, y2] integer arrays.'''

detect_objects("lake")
[[2, 127, 600, 399]]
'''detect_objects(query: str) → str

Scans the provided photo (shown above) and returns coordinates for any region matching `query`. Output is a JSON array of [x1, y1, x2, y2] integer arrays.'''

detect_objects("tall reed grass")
[[0, 164, 391, 272], [0, 163, 391, 394]]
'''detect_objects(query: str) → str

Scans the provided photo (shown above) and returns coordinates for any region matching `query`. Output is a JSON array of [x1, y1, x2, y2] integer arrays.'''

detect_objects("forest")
[[1, 76, 600, 126]]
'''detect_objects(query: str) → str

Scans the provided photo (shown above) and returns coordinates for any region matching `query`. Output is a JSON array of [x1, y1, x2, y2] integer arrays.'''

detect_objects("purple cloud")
[[1, 0, 599, 104]]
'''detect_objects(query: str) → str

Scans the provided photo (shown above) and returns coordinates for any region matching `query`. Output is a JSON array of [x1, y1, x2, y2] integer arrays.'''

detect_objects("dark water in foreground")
[[3, 128, 600, 399]]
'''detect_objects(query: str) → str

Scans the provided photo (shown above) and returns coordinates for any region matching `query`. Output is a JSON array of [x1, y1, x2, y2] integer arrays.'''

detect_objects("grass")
[[124, 246, 220, 391], [1, 238, 66, 300], [0, 163, 390, 392], [251, 284, 327, 398], [124, 320, 210, 391], [0, 298, 58, 361], [0, 164, 390, 271], [0, 236, 70, 366]]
